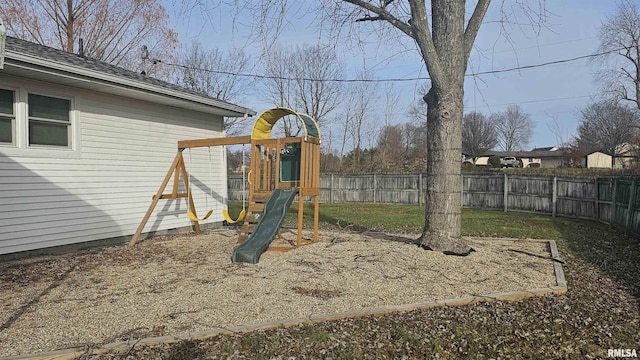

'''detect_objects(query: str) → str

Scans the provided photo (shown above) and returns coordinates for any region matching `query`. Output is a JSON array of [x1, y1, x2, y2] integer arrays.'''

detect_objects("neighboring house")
[[0, 35, 256, 255], [472, 147, 568, 168]]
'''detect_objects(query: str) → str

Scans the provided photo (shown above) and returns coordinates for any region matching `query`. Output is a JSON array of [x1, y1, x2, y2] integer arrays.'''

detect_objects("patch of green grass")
[[229, 201, 425, 232], [229, 201, 576, 239], [461, 208, 566, 239], [305, 327, 332, 342]]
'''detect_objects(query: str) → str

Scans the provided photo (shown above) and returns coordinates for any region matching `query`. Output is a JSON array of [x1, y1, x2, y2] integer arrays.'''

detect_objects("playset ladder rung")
[[248, 203, 264, 212], [153, 193, 188, 200], [240, 223, 256, 234], [252, 192, 272, 202], [244, 212, 261, 223]]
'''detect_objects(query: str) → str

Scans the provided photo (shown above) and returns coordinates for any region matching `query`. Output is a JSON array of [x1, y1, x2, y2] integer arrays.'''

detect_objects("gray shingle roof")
[[3, 36, 255, 116]]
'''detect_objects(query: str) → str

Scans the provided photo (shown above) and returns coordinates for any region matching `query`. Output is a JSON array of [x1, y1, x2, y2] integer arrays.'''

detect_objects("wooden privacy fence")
[[228, 173, 640, 234]]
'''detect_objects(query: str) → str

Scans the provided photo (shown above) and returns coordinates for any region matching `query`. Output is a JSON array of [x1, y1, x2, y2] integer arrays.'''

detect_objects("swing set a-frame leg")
[[128, 151, 200, 247]]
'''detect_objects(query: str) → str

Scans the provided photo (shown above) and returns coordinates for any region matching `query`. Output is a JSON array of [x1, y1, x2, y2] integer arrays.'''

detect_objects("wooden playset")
[[128, 107, 321, 261]]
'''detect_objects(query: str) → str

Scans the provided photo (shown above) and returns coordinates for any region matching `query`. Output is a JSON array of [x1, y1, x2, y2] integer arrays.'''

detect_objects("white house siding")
[[0, 77, 231, 255]]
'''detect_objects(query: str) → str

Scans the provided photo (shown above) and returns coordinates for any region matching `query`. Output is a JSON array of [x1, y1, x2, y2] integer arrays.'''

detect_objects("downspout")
[[0, 17, 6, 69]]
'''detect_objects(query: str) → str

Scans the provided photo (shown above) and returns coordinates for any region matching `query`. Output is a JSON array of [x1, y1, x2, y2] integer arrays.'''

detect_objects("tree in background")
[[291, 44, 344, 129], [593, 0, 640, 110], [177, 40, 253, 132], [1, 0, 178, 78], [261, 44, 345, 137], [336, 72, 376, 167], [261, 44, 297, 135], [574, 99, 640, 164], [377, 124, 406, 171], [462, 111, 497, 162], [491, 105, 534, 151], [402, 122, 429, 172]]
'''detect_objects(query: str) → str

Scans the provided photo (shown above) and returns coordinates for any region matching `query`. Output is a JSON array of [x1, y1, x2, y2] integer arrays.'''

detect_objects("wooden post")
[[313, 142, 320, 242], [372, 173, 377, 204], [503, 173, 508, 212], [330, 173, 334, 203], [594, 177, 600, 221], [296, 140, 305, 246], [460, 174, 464, 208], [611, 178, 618, 227], [180, 156, 201, 235], [625, 178, 636, 233], [419, 173, 423, 207], [552, 176, 557, 218]]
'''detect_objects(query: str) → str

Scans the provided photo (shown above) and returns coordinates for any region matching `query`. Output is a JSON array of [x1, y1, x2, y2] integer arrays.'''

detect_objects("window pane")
[[0, 89, 13, 115], [0, 118, 12, 143], [29, 121, 69, 146], [29, 94, 70, 122]]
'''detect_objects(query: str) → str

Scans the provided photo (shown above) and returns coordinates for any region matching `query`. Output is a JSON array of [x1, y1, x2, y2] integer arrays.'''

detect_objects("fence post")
[[461, 173, 464, 208], [372, 173, 377, 204], [625, 178, 636, 233], [503, 172, 508, 212], [330, 173, 334, 203], [552, 176, 557, 217], [594, 177, 599, 221], [419, 173, 423, 206], [611, 178, 618, 227]]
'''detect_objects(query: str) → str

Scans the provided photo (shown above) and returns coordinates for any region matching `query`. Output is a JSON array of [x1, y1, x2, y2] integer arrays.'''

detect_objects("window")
[[0, 89, 15, 144], [28, 93, 71, 147]]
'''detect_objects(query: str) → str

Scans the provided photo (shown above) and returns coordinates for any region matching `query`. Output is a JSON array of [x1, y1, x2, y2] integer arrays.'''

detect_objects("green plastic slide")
[[231, 188, 299, 264]]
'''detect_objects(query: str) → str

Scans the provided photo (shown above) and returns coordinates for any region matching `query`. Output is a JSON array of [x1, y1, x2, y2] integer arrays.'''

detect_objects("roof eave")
[[4, 50, 256, 117]]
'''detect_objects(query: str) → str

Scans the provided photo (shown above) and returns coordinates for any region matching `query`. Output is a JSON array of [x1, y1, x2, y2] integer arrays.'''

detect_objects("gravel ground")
[[0, 229, 558, 358]]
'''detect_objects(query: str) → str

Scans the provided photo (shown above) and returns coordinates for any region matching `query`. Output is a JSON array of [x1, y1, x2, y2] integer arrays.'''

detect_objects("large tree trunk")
[[414, 0, 473, 255], [418, 87, 472, 255]]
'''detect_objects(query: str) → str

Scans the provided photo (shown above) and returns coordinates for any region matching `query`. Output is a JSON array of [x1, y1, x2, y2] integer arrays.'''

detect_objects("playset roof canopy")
[[251, 107, 320, 140]]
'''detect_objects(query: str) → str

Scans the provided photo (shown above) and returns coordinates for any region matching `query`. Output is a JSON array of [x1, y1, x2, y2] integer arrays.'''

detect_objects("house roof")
[[482, 150, 566, 159], [531, 146, 555, 152], [1, 36, 256, 117]]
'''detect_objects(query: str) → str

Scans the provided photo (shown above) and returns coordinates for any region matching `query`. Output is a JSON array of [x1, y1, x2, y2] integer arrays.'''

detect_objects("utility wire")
[[158, 45, 629, 83]]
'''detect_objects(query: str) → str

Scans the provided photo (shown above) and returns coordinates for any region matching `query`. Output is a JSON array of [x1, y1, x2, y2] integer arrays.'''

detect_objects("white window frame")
[[26, 92, 73, 149], [0, 87, 17, 147], [0, 82, 80, 158]]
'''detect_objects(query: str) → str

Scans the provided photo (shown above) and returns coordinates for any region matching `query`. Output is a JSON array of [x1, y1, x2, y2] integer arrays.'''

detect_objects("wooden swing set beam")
[[178, 135, 251, 149]]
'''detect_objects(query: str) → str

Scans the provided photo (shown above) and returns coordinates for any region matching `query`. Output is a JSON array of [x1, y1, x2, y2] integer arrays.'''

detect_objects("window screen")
[[28, 94, 70, 147]]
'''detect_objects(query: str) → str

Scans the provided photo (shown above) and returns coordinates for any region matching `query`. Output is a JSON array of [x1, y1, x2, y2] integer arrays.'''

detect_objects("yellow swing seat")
[[187, 209, 213, 222], [222, 209, 246, 224]]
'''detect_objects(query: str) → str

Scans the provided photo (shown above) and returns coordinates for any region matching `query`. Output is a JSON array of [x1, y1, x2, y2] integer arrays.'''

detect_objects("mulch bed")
[[88, 251, 639, 360]]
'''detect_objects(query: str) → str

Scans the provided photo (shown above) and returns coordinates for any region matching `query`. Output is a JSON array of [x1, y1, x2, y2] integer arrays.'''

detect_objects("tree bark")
[[66, 0, 74, 53], [414, 0, 474, 255], [418, 87, 472, 255]]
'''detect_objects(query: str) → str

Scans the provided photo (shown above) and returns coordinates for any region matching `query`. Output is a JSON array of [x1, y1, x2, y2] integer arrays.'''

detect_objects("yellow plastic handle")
[[247, 170, 252, 185]]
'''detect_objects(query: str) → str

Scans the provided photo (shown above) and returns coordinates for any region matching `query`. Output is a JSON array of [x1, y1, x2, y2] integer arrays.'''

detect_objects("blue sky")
[[162, 1, 620, 151]]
